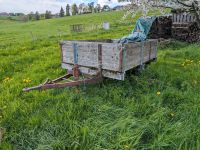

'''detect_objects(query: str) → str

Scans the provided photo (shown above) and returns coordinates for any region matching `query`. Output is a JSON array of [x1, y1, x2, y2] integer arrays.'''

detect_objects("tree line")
[[25, 3, 111, 21]]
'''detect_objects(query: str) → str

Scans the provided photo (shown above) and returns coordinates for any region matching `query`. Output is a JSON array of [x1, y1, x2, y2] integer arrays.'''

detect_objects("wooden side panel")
[[62, 41, 99, 68], [62, 43, 73, 63], [61, 41, 123, 80], [101, 43, 120, 71], [123, 42, 141, 71], [62, 41, 121, 71], [77, 42, 99, 67], [123, 40, 157, 71]]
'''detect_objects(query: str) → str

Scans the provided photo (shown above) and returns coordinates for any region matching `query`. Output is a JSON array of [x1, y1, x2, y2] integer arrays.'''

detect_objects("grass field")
[[0, 11, 200, 150]]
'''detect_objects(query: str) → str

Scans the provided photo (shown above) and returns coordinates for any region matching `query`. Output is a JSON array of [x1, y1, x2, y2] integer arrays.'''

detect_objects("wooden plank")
[[101, 43, 120, 71], [180, 14, 183, 23], [173, 14, 176, 22], [192, 14, 195, 21], [123, 40, 157, 71], [175, 14, 177, 22], [186, 14, 190, 22], [61, 63, 125, 80], [102, 70, 125, 80], [183, 14, 187, 22], [189, 14, 192, 22], [177, 14, 180, 23], [62, 63, 98, 75], [124, 42, 141, 71]]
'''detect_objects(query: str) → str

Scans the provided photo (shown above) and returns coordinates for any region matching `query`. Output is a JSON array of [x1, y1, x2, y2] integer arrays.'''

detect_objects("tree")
[[15, 13, 25, 16], [72, 4, 78, 15], [66, 4, 70, 16], [60, 7, 65, 17], [96, 4, 101, 13], [9, 13, 15, 16], [88, 2, 95, 13], [102, 5, 110, 12], [45, 10, 52, 19], [119, 0, 200, 28], [35, 11, 40, 20], [78, 3, 85, 14], [28, 12, 34, 21], [94, 7, 97, 13]]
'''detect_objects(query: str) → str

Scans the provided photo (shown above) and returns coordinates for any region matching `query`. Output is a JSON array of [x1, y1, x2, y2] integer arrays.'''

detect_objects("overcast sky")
[[0, 0, 129, 14]]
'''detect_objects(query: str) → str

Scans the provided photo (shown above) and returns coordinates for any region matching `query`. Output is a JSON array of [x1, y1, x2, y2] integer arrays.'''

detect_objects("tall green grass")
[[0, 11, 200, 150]]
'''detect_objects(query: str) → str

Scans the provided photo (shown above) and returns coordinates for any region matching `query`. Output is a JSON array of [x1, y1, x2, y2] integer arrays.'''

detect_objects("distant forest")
[[0, 3, 125, 22]]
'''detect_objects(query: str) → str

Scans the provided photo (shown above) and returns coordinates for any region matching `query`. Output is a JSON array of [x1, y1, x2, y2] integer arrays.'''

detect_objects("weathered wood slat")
[[123, 40, 157, 71], [173, 13, 196, 23]]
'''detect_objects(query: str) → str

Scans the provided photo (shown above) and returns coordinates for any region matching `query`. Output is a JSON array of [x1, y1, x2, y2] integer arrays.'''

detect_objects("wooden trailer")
[[23, 39, 158, 92], [61, 39, 158, 80]]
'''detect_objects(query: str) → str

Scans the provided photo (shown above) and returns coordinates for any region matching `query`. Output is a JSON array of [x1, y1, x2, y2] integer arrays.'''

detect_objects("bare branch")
[[176, 0, 192, 7]]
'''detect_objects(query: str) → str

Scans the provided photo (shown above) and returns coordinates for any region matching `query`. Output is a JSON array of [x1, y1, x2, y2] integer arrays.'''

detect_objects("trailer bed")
[[60, 39, 158, 80]]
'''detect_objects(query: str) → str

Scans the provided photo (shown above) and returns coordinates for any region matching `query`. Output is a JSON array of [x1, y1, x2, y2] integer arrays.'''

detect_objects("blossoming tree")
[[118, 0, 200, 27]]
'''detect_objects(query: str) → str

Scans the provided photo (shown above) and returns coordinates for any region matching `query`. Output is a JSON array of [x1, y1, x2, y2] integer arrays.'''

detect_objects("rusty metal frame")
[[22, 71, 103, 92]]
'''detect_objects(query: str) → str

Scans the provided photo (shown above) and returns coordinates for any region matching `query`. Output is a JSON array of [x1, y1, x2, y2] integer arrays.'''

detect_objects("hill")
[[0, 11, 200, 149]]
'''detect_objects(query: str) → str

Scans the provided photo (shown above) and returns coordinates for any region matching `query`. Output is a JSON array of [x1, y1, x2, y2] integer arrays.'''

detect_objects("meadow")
[[0, 11, 200, 150]]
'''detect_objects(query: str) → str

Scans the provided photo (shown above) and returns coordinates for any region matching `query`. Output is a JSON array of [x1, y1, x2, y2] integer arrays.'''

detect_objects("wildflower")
[[23, 78, 31, 83], [124, 145, 129, 149], [157, 91, 161, 96], [4, 77, 10, 81], [3, 77, 12, 82], [170, 113, 175, 117], [186, 59, 190, 62], [193, 80, 197, 85]]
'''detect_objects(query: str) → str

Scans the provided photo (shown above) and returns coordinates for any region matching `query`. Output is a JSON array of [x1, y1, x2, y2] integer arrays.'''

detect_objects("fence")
[[70, 22, 109, 33], [172, 13, 196, 23]]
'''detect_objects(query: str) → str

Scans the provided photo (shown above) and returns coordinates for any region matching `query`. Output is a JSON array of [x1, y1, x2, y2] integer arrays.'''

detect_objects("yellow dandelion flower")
[[4, 77, 12, 82], [124, 145, 129, 149], [170, 113, 175, 117], [23, 78, 31, 83], [157, 91, 161, 96]]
